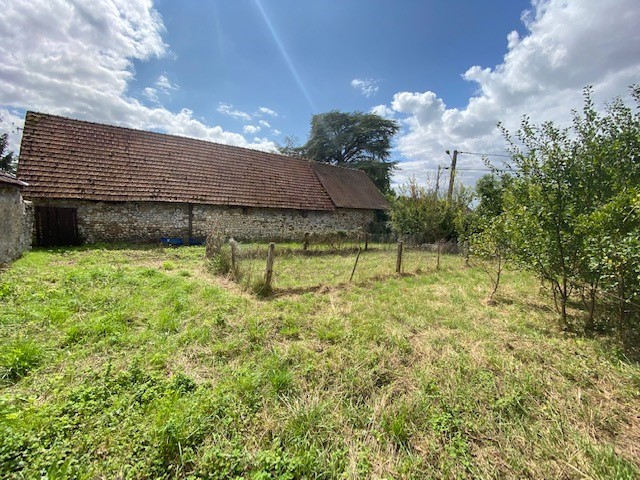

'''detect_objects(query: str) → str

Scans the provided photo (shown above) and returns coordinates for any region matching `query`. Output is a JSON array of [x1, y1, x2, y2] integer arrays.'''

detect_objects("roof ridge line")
[[24, 110, 316, 167]]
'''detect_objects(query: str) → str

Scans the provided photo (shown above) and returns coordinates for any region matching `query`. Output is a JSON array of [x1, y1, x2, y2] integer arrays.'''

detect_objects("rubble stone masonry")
[[33, 199, 375, 243], [0, 185, 33, 264]]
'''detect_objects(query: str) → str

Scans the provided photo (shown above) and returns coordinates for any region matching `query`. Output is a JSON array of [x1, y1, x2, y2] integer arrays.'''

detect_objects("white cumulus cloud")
[[155, 74, 178, 92], [258, 106, 279, 117], [216, 103, 252, 121], [0, 0, 275, 154], [370, 104, 395, 119], [142, 87, 159, 103], [243, 125, 260, 134], [385, 0, 640, 187], [143, 74, 179, 105], [351, 78, 379, 97]]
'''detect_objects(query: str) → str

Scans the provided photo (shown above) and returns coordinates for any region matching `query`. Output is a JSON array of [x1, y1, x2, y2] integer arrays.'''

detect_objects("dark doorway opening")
[[35, 206, 81, 246]]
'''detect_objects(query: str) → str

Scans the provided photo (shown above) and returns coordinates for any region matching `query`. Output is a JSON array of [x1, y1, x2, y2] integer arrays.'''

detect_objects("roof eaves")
[[0, 172, 28, 188]]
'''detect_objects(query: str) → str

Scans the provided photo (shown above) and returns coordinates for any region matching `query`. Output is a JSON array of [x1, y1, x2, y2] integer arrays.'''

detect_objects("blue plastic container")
[[160, 237, 184, 246]]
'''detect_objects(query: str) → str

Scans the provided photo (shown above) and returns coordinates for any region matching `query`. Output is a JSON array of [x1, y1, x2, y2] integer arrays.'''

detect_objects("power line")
[[458, 151, 512, 158], [449, 149, 518, 173], [456, 167, 510, 172], [418, 166, 514, 173]]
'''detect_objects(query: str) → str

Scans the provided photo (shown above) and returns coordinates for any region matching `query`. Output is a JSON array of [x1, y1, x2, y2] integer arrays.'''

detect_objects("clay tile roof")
[[18, 112, 389, 212], [0, 171, 27, 188], [18, 112, 338, 211], [312, 163, 390, 210]]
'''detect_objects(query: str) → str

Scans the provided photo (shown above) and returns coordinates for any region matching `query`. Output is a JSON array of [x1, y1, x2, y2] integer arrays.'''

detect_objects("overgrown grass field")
[[0, 244, 638, 478]]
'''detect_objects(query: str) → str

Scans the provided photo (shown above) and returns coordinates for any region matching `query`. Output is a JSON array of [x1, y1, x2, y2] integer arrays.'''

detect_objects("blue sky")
[[131, 0, 529, 128], [1, 0, 639, 186]]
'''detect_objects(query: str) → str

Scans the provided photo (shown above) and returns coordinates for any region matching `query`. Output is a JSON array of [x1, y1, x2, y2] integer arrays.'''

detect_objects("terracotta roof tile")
[[18, 112, 334, 211], [312, 163, 390, 210], [17, 112, 389, 212]]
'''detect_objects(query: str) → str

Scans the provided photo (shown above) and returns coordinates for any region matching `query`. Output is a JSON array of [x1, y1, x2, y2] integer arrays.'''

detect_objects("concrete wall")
[[0, 185, 33, 264], [32, 199, 376, 243]]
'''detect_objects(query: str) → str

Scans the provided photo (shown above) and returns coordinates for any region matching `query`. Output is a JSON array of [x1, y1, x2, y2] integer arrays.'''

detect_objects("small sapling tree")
[[470, 216, 509, 304]]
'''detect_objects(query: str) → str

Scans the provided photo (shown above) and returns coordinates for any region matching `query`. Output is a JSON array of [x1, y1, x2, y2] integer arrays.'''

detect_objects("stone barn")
[[17, 112, 389, 245], [0, 172, 33, 263]]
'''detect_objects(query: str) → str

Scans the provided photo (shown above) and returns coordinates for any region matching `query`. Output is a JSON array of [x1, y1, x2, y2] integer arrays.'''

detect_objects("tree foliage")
[[485, 86, 640, 333], [456, 173, 512, 268], [470, 215, 509, 303], [0, 132, 16, 175], [500, 116, 584, 326], [303, 111, 399, 164], [581, 189, 640, 327], [276, 135, 305, 159], [280, 111, 399, 193], [474, 173, 512, 219]]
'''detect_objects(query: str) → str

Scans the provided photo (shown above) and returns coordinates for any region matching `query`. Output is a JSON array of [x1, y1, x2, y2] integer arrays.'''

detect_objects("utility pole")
[[445, 149, 458, 203]]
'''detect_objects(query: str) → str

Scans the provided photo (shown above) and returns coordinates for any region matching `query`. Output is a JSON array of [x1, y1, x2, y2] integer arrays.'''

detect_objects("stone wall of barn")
[[31, 199, 376, 243], [0, 185, 33, 264], [192, 204, 374, 240]]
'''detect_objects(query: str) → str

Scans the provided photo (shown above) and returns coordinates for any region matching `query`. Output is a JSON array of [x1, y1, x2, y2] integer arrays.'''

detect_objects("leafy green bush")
[[390, 177, 472, 243]]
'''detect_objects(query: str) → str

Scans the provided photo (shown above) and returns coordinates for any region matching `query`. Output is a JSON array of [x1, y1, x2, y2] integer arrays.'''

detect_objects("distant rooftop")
[[0, 171, 27, 188]]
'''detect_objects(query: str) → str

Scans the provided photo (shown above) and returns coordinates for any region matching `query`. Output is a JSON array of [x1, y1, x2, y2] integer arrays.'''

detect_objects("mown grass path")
[[1, 245, 638, 478]]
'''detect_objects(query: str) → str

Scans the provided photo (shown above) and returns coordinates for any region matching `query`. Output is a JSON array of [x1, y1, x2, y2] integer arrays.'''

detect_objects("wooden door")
[[35, 206, 80, 246]]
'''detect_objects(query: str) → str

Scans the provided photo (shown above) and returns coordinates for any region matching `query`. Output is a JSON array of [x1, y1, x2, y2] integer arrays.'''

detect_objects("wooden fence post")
[[396, 241, 403, 274], [303, 233, 309, 251], [364, 233, 369, 251], [265, 242, 275, 288], [349, 247, 362, 283]]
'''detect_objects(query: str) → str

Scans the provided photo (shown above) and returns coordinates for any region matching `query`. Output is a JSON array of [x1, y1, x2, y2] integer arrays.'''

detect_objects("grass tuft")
[[0, 339, 43, 382], [248, 276, 273, 297], [207, 250, 232, 275]]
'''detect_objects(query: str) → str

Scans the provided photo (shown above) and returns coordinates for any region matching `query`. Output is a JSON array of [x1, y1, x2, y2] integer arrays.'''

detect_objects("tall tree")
[[0, 132, 16, 175], [280, 111, 400, 193], [276, 135, 305, 159], [474, 173, 512, 220]]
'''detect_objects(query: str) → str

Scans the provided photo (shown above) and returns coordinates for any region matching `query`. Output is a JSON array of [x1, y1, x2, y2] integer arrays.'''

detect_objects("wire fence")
[[209, 233, 460, 254], [204, 232, 464, 295], [202, 232, 639, 344]]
